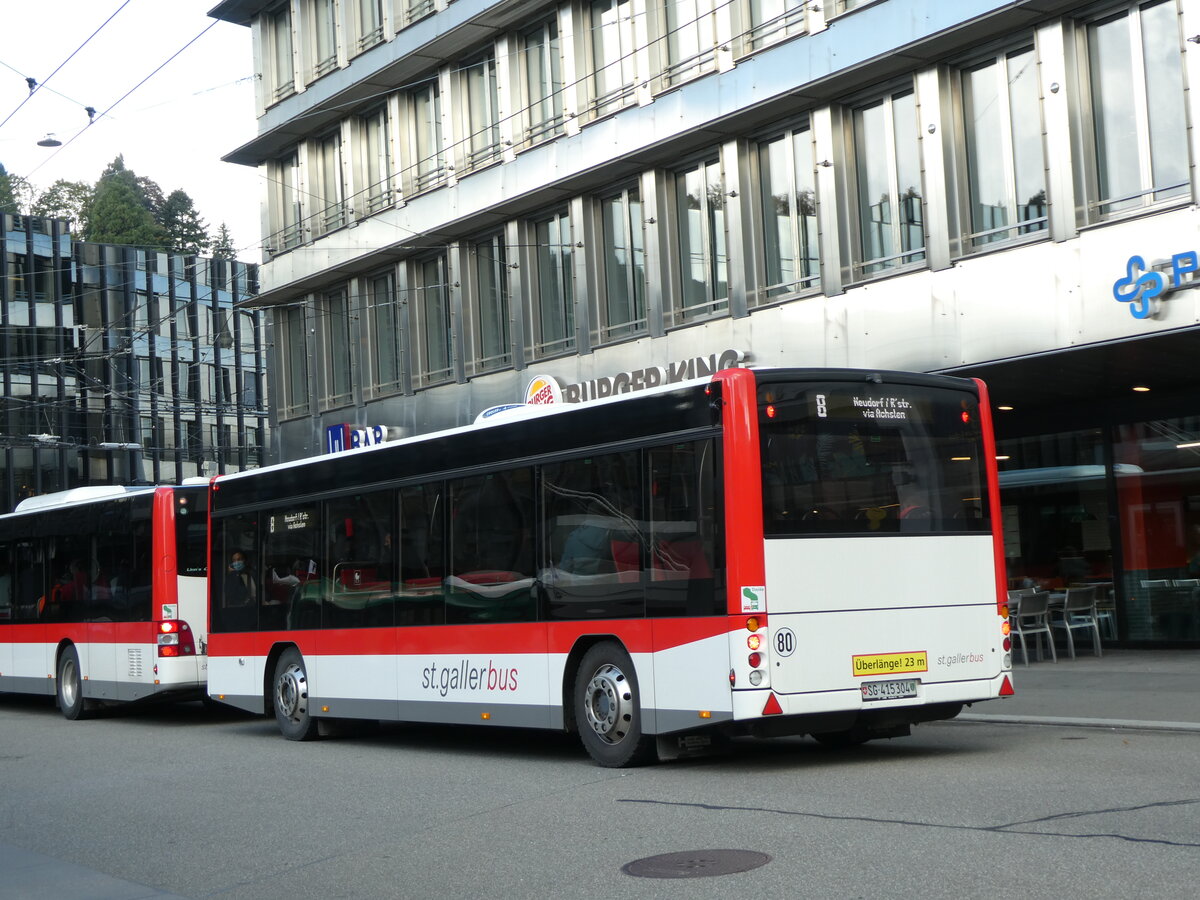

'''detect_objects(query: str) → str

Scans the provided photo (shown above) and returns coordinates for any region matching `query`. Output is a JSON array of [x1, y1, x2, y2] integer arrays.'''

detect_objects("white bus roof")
[[12, 485, 158, 514], [215, 371, 723, 485]]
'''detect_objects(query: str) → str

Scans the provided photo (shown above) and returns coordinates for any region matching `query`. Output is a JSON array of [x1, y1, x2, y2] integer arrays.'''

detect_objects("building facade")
[[0, 213, 268, 512], [212, 0, 1200, 645]]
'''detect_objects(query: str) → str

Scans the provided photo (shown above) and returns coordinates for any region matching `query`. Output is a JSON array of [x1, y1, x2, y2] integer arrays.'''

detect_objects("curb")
[[956, 712, 1200, 733]]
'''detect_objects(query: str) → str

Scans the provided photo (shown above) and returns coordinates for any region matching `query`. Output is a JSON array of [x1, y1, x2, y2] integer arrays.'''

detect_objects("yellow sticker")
[[852, 651, 928, 677]]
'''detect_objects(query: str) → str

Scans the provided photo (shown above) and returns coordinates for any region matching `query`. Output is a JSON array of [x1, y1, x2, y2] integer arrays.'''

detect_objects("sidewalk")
[[960, 649, 1200, 732]]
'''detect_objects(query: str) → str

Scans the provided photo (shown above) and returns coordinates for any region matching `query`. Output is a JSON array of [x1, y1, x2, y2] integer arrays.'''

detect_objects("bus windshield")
[[758, 381, 990, 536]]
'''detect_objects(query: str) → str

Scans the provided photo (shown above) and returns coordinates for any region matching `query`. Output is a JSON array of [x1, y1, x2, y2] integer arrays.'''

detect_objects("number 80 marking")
[[773, 627, 796, 657]]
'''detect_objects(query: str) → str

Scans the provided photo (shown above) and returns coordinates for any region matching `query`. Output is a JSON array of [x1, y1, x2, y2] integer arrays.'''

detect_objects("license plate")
[[860, 679, 918, 701]]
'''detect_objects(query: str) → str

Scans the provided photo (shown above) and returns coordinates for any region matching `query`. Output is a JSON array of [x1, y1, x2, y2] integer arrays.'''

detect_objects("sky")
[[0, 1, 263, 261]]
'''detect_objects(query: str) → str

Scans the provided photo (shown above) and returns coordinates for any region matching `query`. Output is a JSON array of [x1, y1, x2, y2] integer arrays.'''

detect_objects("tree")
[[0, 163, 34, 214], [0, 163, 17, 214], [160, 189, 209, 254], [32, 179, 94, 232], [136, 175, 166, 221], [84, 156, 168, 248], [210, 222, 235, 258]]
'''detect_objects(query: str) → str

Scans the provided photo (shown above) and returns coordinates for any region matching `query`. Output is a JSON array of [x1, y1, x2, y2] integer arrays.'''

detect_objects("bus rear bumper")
[[730, 673, 1007, 738]]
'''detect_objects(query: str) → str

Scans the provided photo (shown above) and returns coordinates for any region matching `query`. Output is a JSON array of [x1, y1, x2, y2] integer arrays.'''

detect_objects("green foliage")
[[0, 163, 34, 214], [84, 158, 168, 248], [161, 189, 210, 254], [32, 179, 94, 232], [210, 222, 235, 258], [0, 162, 17, 214]]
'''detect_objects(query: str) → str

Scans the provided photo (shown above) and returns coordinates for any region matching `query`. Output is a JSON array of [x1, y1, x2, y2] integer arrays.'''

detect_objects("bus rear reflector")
[[999, 676, 1015, 697], [762, 694, 783, 716]]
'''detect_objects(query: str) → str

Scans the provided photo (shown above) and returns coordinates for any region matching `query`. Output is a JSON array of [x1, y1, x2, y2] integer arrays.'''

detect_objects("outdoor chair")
[[1009, 590, 1055, 666], [1050, 585, 1102, 659]]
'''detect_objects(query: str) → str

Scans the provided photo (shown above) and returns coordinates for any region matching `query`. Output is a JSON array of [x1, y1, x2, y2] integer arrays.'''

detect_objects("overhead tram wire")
[[23, 17, 221, 182], [0, 0, 133, 133]]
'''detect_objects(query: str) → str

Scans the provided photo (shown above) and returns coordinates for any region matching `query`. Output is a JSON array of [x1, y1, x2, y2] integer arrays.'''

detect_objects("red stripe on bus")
[[153, 487, 179, 614], [0, 622, 163, 644], [972, 378, 1008, 614], [207, 616, 732, 658], [712, 368, 767, 615]]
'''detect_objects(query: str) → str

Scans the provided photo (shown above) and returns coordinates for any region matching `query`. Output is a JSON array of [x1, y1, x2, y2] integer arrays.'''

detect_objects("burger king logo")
[[525, 374, 563, 405]]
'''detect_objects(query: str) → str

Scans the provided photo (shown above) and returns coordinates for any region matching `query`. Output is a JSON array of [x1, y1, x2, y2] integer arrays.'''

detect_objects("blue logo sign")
[[1113, 252, 1198, 319]]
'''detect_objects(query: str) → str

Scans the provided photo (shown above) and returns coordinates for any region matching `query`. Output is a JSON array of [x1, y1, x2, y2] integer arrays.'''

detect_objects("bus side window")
[[646, 440, 723, 618], [399, 484, 447, 626], [447, 469, 536, 625]]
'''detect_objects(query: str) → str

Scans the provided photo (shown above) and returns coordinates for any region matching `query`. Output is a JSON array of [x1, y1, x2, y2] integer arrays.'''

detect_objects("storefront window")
[[1112, 418, 1200, 642], [997, 428, 1112, 592]]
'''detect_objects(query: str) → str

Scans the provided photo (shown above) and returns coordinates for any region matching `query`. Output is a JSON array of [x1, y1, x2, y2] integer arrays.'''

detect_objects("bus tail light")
[[157, 620, 196, 658]]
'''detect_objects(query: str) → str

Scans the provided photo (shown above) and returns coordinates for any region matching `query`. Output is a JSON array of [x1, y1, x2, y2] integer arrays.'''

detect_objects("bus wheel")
[[273, 648, 318, 741], [57, 646, 92, 721], [574, 642, 654, 767]]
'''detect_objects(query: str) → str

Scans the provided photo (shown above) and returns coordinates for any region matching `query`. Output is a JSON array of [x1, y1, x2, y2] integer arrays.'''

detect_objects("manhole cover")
[[622, 849, 771, 879]]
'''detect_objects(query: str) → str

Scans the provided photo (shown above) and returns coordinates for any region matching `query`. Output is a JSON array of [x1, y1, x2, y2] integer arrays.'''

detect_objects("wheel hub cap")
[[584, 663, 632, 744]]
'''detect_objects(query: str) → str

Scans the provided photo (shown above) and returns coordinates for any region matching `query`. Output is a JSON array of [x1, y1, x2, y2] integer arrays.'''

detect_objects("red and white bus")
[[206, 367, 1013, 765], [0, 485, 208, 718]]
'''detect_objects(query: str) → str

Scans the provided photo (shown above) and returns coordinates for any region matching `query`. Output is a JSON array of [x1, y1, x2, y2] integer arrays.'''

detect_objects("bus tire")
[[56, 646, 92, 721], [573, 642, 655, 768], [273, 648, 318, 741]]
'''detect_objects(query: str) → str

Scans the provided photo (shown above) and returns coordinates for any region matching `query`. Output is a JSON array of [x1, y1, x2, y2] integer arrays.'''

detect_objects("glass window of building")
[[315, 131, 347, 234], [1113, 417, 1200, 643], [268, 4, 296, 103], [355, 0, 384, 52], [310, 0, 339, 80], [462, 54, 501, 170], [412, 254, 453, 386], [664, 0, 718, 84], [409, 80, 446, 192], [757, 125, 818, 301], [596, 185, 647, 343], [367, 270, 402, 394], [470, 232, 512, 373], [1082, 0, 1188, 218], [746, 0, 807, 49], [523, 18, 564, 144], [959, 45, 1046, 250], [360, 105, 393, 214], [852, 87, 924, 278], [279, 304, 310, 417], [672, 156, 728, 321], [997, 428, 1112, 611], [589, 0, 638, 115], [321, 288, 353, 407], [405, 0, 435, 27], [272, 150, 303, 251], [529, 209, 574, 359]]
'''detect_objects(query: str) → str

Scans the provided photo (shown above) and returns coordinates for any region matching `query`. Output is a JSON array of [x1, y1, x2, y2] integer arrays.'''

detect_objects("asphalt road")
[[1, 695, 1198, 899]]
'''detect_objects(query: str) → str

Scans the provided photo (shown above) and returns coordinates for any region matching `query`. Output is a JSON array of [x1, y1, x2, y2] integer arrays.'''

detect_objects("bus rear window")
[[175, 489, 209, 576], [758, 382, 990, 536]]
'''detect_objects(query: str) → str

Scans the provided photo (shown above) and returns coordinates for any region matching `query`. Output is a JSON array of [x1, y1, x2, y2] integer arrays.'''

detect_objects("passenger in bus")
[[59, 559, 91, 607], [224, 551, 256, 606]]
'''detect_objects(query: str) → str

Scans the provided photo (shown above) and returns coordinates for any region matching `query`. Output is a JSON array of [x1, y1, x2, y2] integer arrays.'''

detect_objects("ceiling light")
[[1132, 386, 1151, 393], [997, 405, 1014, 411], [1177, 442, 1200, 449]]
